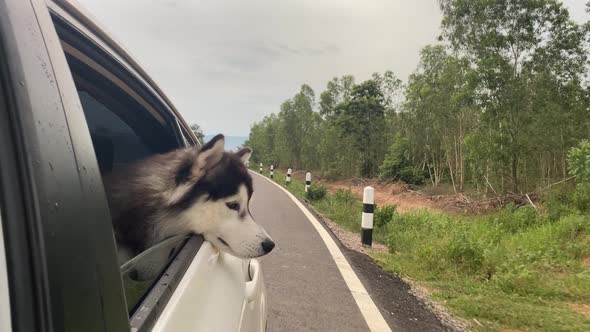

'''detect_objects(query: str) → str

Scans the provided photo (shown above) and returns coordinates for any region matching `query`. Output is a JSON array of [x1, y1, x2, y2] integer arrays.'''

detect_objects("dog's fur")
[[104, 134, 274, 269]]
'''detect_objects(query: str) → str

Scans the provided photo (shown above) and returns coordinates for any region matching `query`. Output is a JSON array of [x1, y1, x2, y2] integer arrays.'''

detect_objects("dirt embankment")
[[290, 171, 501, 214], [320, 178, 443, 213]]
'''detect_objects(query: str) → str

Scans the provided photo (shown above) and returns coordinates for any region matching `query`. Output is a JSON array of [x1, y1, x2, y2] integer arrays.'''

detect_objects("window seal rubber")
[[129, 235, 204, 332]]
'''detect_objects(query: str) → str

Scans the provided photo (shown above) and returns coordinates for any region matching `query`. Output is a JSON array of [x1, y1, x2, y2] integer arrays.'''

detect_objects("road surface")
[[250, 172, 452, 332]]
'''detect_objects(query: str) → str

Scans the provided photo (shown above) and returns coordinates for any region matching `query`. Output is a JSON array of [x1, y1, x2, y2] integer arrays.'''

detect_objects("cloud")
[[304, 43, 341, 56], [275, 43, 301, 55], [81, 0, 587, 135], [77, 0, 444, 135]]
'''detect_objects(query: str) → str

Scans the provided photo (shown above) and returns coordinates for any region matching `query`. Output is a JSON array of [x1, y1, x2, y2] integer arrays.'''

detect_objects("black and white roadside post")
[[361, 186, 375, 247], [270, 165, 274, 179], [259, 163, 263, 174], [305, 172, 311, 192], [286, 168, 292, 184]]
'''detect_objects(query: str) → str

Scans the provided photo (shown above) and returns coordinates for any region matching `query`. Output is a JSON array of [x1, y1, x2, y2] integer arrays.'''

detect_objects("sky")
[[76, 0, 588, 136]]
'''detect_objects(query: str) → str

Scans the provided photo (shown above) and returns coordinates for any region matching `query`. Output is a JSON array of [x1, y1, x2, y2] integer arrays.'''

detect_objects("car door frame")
[[2, 1, 266, 331], [0, 0, 129, 330], [47, 2, 267, 330]]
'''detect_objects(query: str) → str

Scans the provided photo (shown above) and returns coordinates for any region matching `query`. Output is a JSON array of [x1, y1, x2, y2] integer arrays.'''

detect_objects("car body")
[[0, 0, 267, 331]]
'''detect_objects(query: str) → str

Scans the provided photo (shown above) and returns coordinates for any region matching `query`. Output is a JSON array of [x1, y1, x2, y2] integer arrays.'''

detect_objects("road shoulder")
[[255, 170, 462, 332]]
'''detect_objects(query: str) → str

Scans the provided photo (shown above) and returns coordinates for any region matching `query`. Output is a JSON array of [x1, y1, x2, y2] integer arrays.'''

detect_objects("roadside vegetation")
[[245, 0, 590, 196], [246, 1, 590, 331], [260, 168, 590, 331]]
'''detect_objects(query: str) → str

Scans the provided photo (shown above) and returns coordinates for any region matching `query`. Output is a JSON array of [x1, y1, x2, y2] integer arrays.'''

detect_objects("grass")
[[261, 168, 376, 239], [375, 209, 590, 331], [255, 167, 590, 331]]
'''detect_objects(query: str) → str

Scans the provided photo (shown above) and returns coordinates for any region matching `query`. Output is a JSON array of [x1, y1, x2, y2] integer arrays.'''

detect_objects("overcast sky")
[[77, 0, 587, 136]]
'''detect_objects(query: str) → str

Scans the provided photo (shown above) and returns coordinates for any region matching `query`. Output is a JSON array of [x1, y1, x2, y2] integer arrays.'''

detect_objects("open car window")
[[52, 14, 200, 319]]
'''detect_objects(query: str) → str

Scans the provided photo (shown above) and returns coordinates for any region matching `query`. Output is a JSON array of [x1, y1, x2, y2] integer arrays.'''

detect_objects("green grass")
[[375, 209, 590, 331], [254, 167, 590, 331], [260, 168, 375, 239]]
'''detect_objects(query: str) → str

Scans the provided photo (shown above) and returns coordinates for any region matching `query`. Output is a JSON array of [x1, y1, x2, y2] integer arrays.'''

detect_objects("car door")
[[1, 0, 266, 331], [0, 0, 129, 331]]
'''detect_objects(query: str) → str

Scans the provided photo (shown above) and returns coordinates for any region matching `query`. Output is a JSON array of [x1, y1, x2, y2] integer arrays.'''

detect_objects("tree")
[[319, 75, 355, 118], [401, 45, 477, 190], [245, 114, 279, 165], [439, 0, 588, 192], [190, 123, 205, 143], [318, 75, 358, 177], [335, 80, 387, 177]]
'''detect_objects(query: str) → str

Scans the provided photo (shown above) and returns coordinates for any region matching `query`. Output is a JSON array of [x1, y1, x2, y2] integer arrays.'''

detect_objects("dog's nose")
[[261, 239, 275, 253]]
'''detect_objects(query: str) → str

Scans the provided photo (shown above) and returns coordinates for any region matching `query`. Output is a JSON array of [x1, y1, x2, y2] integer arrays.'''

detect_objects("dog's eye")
[[225, 202, 240, 211]]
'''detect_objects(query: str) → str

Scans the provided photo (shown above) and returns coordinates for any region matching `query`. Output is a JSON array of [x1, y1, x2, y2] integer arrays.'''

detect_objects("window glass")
[[80, 91, 152, 165], [63, 50, 185, 313]]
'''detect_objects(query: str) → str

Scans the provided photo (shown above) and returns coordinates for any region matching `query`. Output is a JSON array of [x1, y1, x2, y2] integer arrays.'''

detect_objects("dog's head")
[[166, 134, 274, 258]]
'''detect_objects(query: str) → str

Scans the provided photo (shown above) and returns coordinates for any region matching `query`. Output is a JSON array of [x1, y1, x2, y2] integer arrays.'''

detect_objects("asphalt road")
[[250, 172, 451, 332]]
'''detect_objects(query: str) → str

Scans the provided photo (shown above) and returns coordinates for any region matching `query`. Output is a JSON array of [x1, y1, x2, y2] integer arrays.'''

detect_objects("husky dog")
[[104, 134, 274, 272]]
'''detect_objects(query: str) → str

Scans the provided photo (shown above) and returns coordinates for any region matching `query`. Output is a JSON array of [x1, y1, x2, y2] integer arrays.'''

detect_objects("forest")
[[245, 0, 590, 196]]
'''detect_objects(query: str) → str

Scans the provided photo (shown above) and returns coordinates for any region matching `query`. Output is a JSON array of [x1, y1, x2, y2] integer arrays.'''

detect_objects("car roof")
[[47, 0, 200, 145]]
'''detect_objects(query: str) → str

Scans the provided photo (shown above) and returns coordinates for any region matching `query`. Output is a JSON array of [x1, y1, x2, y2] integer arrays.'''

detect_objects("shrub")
[[374, 205, 396, 228], [321, 168, 342, 180], [398, 166, 426, 185], [567, 141, 590, 213], [379, 135, 426, 185], [305, 184, 327, 201], [446, 231, 484, 272], [333, 189, 356, 204], [489, 205, 544, 233], [543, 187, 576, 222], [379, 135, 410, 180], [571, 184, 590, 213], [568, 140, 590, 186]]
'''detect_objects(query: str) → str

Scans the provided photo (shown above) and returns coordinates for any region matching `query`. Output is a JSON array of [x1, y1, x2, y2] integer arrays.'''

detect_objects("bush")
[[571, 184, 590, 213], [446, 231, 484, 272], [374, 205, 396, 228], [321, 168, 342, 180], [379, 135, 426, 185], [543, 187, 576, 222], [568, 140, 590, 186], [333, 189, 356, 204], [489, 205, 543, 233], [305, 184, 327, 201], [398, 166, 426, 185], [567, 140, 590, 213], [379, 135, 410, 180]]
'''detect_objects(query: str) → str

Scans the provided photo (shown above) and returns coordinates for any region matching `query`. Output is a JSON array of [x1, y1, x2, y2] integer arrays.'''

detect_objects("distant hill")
[[203, 135, 248, 152]]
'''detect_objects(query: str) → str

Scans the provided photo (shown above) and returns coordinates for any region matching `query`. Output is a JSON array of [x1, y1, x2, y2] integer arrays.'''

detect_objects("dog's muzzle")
[[261, 239, 275, 254]]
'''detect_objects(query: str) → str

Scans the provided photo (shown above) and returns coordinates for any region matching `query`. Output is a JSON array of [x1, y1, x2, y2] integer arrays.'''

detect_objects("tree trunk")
[[511, 151, 519, 193], [447, 157, 457, 193]]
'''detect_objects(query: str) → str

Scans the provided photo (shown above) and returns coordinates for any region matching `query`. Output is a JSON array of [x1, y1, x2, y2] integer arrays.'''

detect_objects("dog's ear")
[[192, 134, 225, 178], [235, 147, 252, 165], [167, 135, 225, 206]]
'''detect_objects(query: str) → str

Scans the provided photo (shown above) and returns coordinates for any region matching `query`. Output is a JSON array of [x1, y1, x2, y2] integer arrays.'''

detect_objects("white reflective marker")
[[286, 168, 292, 183], [361, 186, 375, 246]]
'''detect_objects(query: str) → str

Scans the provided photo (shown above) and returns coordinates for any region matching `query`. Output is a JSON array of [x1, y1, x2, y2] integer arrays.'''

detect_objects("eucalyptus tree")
[[439, 0, 588, 192]]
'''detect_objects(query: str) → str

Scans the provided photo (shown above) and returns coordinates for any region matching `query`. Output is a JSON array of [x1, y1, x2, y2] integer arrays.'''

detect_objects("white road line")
[[252, 171, 393, 332]]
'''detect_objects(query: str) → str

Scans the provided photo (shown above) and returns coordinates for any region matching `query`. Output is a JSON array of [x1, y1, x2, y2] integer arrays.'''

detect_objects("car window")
[[67, 56, 180, 313], [80, 91, 153, 166], [53, 17, 194, 315]]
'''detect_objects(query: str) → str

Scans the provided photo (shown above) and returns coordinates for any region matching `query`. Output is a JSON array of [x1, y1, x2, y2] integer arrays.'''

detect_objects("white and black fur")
[[104, 134, 274, 270]]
